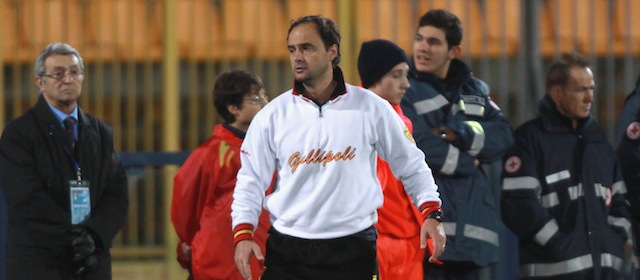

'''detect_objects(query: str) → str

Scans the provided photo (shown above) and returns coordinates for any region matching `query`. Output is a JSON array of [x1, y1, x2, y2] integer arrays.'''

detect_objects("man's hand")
[[180, 242, 192, 263], [234, 240, 264, 280], [69, 226, 99, 275], [420, 218, 446, 264], [176, 241, 193, 274], [432, 126, 457, 142]]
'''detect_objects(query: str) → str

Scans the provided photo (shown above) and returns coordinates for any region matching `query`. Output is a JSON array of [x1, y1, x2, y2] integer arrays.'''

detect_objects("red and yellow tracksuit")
[[172, 124, 271, 280]]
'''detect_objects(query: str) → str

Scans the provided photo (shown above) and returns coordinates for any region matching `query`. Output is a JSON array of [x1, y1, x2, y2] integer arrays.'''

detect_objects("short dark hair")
[[213, 70, 263, 123], [418, 9, 463, 49], [287, 15, 341, 67], [545, 52, 591, 90]]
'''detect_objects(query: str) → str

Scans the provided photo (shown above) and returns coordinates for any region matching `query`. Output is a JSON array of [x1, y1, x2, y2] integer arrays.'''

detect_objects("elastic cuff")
[[419, 201, 441, 220], [233, 224, 254, 246]]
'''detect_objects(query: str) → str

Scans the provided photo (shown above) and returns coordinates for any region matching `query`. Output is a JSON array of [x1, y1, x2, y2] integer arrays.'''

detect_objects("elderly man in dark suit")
[[0, 42, 128, 280]]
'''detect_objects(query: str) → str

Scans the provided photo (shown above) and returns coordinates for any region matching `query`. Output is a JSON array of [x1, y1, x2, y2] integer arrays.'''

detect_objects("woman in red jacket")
[[171, 70, 271, 280]]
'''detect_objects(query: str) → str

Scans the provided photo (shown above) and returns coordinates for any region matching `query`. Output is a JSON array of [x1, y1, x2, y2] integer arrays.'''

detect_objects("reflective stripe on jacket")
[[502, 95, 630, 279], [401, 59, 514, 266]]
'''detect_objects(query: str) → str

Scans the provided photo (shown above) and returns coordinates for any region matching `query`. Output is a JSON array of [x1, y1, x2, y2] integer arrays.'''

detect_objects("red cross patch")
[[627, 122, 640, 140], [504, 156, 521, 173]]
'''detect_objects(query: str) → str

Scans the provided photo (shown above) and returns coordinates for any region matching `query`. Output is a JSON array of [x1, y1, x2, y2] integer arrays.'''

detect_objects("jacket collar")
[[538, 94, 597, 136], [222, 122, 246, 139], [33, 95, 91, 131], [292, 66, 348, 104], [410, 58, 473, 92]]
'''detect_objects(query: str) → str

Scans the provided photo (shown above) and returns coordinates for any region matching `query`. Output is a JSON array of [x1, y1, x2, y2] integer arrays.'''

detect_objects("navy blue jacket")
[[0, 182, 5, 280], [615, 75, 640, 216], [502, 95, 630, 279], [401, 59, 514, 266], [615, 75, 640, 276]]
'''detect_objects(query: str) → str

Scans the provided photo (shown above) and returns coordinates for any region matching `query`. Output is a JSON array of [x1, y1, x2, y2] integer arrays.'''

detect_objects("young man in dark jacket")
[[0, 42, 128, 280], [400, 9, 514, 279]]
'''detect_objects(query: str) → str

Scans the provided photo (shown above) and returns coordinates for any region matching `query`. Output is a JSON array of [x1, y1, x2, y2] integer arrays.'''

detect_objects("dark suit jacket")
[[0, 181, 6, 280], [0, 95, 128, 279]]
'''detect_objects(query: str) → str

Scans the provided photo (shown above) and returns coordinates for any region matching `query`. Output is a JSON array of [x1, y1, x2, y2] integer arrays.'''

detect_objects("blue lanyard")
[[60, 140, 81, 180]]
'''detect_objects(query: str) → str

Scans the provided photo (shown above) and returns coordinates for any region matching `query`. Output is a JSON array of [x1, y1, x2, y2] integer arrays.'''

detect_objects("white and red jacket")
[[232, 68, 440, 241]]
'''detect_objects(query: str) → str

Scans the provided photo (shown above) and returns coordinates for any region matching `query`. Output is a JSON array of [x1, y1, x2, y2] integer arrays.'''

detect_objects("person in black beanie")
[[358, 39, 410, 89], [358, 39, 444, 280]]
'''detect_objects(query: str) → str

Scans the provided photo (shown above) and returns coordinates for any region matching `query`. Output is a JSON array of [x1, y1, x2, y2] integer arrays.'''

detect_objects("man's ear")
[[548, 85, 562, 103], [35, 77, 45, 90], [328, 44, 338, 62], [227, 104, 240, 117], [449, 45, 462, 59]]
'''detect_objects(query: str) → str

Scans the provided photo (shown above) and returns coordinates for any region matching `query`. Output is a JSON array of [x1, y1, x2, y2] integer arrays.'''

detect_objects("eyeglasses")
[[42, 70, 84, 81], [243, 94, 269, 105]]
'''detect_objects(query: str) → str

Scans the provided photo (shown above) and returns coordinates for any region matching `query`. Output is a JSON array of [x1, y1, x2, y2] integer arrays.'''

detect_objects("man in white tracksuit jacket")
[[231, 15, 445, 280]]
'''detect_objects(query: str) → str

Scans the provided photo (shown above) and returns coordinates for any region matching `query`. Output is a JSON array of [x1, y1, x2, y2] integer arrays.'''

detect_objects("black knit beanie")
[[357, 39, 409, 88]]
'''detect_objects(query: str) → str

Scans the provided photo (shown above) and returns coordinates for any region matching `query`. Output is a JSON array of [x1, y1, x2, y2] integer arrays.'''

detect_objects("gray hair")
[[34, 42, 84, 77]]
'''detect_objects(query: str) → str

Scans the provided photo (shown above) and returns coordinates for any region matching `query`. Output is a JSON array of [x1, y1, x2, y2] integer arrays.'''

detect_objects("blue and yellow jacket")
[[401, 59, 514, 266]]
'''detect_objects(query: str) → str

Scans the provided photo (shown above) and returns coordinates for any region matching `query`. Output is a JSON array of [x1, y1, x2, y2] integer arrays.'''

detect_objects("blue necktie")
[[63, 117, 77, 152]]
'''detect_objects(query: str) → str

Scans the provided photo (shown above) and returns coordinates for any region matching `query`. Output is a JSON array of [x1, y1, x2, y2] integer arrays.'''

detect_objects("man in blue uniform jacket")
[[615, 74, 640, 278], [400, 9, 514, 279], [502, 52, 631, 279]]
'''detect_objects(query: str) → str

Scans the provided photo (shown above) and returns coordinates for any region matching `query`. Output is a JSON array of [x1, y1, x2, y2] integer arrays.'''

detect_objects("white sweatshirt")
[[231, 79, 440, 239]]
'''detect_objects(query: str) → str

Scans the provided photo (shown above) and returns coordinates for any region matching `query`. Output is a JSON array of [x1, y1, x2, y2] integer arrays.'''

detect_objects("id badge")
[[69, 180, 91, 224]]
